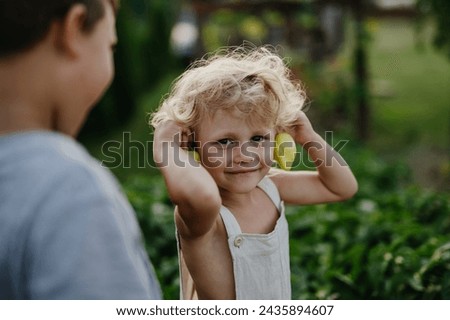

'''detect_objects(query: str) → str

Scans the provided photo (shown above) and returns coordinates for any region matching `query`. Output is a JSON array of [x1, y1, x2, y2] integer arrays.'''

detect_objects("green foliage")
[[122, 145, 449, 299], [417, 0, 450, 60], [201, 5, 318, 52], [122, 175, 180, 299], [288, 188, 449, 299], [288, 143, 450, 299]]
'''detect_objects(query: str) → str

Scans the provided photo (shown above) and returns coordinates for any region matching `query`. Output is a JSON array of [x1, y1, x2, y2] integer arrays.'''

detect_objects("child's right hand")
[[153, 121, 181, 165], [153, 120, 195, 160], [154, 120, 186, 145], [153, 119, 204, 172]]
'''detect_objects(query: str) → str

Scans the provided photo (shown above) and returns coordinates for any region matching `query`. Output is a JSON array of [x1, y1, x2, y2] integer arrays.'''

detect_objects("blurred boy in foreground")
[[0, 0, 161, 299]]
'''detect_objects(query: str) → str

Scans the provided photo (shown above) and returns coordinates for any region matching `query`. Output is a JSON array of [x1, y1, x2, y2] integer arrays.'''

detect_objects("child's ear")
[[54, 4, 88, 58]]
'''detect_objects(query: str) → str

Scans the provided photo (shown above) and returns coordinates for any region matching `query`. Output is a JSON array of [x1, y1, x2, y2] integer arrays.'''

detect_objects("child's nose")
[[232, 144, 256, 163]]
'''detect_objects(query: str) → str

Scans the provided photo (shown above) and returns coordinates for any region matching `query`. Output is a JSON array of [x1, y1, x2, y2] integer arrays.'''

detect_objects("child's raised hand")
[[153, 120, 191, 149], [153, 120, 195, 166], [286, 111, 317, 146]]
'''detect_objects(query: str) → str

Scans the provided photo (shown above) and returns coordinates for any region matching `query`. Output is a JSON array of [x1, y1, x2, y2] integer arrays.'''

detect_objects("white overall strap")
[[219, 206, 242, 237], [257, 177, 283, 212]]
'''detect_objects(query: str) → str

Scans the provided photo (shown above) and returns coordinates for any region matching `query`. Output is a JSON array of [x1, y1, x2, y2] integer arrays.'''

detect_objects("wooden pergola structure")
[[188, 0, 345, 62]]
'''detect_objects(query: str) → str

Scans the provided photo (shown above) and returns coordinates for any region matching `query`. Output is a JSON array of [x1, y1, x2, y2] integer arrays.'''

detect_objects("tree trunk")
[[352, 0, 370, 141]]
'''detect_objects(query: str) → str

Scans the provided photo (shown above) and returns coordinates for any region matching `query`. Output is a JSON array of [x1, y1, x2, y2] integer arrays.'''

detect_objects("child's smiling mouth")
[[226, 168, 259, 174]]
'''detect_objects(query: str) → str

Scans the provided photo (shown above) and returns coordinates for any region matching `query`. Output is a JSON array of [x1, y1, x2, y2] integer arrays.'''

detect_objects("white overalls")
[[178, 176, 292, 300]]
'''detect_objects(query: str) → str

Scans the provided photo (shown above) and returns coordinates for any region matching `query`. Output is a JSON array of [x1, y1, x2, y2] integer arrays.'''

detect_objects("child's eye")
[[217, 139, 235, 147], [251, 135, 265, 143], [249, 135, 269, 146]]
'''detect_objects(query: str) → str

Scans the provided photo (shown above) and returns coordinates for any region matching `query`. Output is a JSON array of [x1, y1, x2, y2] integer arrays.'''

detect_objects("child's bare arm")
[[270, 112, 358, 205], [153, 121, 221, 238]]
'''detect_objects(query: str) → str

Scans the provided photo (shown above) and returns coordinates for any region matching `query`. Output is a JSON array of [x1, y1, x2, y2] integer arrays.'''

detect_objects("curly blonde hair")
[[150, 45, 306, 132]]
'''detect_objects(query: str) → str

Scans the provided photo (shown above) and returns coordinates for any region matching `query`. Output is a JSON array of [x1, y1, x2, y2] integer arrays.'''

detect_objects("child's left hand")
[[285, 111, 318, 146]]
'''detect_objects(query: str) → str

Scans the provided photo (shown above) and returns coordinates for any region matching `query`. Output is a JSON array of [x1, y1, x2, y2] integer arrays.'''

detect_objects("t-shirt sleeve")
[[24, 165, 161, 299]]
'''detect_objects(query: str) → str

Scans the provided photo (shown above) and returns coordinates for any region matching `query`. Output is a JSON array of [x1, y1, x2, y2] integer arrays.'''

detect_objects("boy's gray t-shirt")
[[0, 131, 161, 299]]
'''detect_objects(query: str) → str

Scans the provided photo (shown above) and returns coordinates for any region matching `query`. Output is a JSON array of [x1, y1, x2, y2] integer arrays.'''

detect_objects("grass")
[[369, 18, 450, 150], [367, 18, 450, 190]]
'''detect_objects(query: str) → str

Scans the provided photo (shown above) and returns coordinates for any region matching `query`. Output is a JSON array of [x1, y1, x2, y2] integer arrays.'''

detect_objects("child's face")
[[64, 1, 117, 136], [80, 2, 116, 106], [196, 109, 275, 195]]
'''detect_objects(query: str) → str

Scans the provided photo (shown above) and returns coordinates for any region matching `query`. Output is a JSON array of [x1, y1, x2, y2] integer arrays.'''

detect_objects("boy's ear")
[[54, 4, 88, 58]]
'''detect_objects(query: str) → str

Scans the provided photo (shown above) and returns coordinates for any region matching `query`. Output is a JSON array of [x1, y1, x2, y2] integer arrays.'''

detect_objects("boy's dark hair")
[[0, 0, 119, 58]]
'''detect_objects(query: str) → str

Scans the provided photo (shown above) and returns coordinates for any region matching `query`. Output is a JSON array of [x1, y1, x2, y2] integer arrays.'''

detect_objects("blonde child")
[[151, 46, 358, 299]]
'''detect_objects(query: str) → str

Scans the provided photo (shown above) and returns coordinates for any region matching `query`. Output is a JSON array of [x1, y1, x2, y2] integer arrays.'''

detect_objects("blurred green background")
[[80, 0, 449, 299]]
